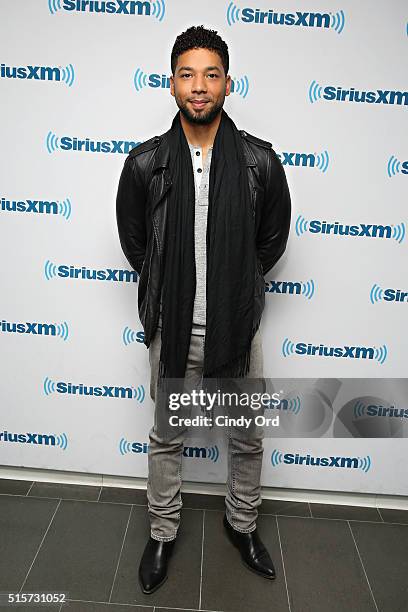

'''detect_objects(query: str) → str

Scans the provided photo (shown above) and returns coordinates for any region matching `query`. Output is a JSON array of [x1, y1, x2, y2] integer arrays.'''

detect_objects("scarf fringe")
[[157, 317, 261, 389]]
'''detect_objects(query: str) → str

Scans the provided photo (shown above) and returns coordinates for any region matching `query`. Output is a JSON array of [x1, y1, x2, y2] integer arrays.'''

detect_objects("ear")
[[169, 74, 175, 97], [225, 74, 232, 97]]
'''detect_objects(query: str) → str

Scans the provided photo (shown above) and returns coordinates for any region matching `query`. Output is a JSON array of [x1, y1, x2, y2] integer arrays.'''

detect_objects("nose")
[[191, 74, 207, 94]]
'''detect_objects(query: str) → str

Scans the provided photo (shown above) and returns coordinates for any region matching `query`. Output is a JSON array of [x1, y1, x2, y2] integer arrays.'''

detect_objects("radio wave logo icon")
[[392, 223, 406, 244], [56, 432, 68, 450], [374, 345, 388, 365], [59, 63, 75, 87], [301, 280, 315, 299], [271, 449, 284, 467], [330, 10, 345, 34], [315, 150, 329, 173], [55, 321, 69, 341], [43, 376, 56, 395], [231, 75, 249, 98], [131, 385, 145, 402], [280, 396, 302, 415], [46, 131, 59, 154], [44, 259, 58, 280], [308, 80, 323, 104], [151, 0, 165, 21], [358, 455, 371, 473], [119, 437, 133, 455], [134, 68, 148, 92], [206, 445, 219, 462], [353, 401, 366, 419], [387, 155, 403, 177], [370, 283, 384, 304], [226, 1, 240, 25], [58, 198, 72, 220], [48, 0, 61, 14], [295, 214, 308, 236], [282, 338, 295, 357], [122, 326, 140, 346]]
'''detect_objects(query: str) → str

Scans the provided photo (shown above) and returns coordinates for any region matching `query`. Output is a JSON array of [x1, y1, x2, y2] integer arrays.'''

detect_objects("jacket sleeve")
[[116, 156, 147, 276], [256, 148, 291, 276]]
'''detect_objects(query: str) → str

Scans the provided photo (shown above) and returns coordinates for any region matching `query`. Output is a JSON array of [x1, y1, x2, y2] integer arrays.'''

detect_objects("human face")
[[170, 48, 231, 125]]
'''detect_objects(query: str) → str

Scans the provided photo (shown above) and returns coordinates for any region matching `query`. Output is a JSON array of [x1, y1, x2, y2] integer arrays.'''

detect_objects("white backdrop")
[[0, 0, 407, 495]]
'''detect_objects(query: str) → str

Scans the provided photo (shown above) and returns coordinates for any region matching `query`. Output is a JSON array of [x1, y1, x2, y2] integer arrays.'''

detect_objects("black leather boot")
[[138, 536, 176, 594], [223, 514, 276, 580]]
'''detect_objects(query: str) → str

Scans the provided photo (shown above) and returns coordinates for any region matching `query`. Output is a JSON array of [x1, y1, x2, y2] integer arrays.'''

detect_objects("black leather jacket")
[[116, 126, 291, 348]]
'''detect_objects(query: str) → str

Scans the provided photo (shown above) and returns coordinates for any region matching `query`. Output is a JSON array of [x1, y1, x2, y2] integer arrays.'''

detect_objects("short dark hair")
[[171, 25, 229, 76]]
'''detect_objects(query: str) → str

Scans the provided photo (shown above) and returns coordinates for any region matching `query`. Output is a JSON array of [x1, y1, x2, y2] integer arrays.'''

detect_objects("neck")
[[179, 110, 222, 148]]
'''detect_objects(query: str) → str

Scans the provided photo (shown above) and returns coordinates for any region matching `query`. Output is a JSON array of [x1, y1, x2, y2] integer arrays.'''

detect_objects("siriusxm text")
[[58, 137, 139, 153], [296, 344, 377, 359], [309, 221, 392, 238], [323, 87, 407, 106], [284, 453, 363, 468], [61, 0, 151, 14], [241, 9, 330, 27], [1, 64, 63, 82]]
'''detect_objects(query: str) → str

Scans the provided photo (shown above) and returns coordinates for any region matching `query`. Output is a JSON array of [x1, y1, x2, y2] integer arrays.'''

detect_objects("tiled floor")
[[0, 478, 407, 611]]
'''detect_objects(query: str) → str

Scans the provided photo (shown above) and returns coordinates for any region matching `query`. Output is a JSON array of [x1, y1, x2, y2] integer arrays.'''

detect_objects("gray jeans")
[[147, 328, 265, 541]]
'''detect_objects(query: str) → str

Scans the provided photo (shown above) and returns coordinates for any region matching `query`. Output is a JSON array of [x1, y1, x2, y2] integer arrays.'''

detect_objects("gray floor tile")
[[310, 503, 381, 522], [201, 511, 289, 612], [278, 515, 377, 612], [260, 499, 310, 517], [350, 521, 408, 612], [110, 506, 202, 609], [182, 492, 225, 511], [61, 601, 152, 610], [0, 495, 59, 591], [0, 478, 32, 495], [99, 487, 147, 506], [29, 482, 100, 502], [0, 606, 59, 611], [23, 499, 131, 602], [378, 507, 408, 524]]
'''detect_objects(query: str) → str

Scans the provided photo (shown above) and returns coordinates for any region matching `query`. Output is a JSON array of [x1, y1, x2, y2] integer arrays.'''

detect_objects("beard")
[[175, 93, 225, 125]]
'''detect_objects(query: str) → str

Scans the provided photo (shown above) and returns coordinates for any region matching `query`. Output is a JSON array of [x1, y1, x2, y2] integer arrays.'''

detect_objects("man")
[[116, 25, 291, 594]]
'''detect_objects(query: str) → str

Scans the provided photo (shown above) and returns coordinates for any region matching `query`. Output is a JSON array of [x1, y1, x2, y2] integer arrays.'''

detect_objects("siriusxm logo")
[[134, 68, 250, 98], [122, 327, 144, 345], [1, 63, 75, 87], [184, 444, 219, 462], [282, 338, 388, 364], [276, 150, 329, 172], [1, 197, 71, 219], [370, 284, 408, 304], [226, 3, 345, 33], [44, 377, 145, 401], [119, 438, 219, 461], [0, 430, 68, 449], [46, 132, 140, 154], [387, 155, 408, 177], [309, 81, 408, 106], [296, 215, 406, 244], [48, 0, 165, 20], [44, 260, 137, 283], [271, 450, 371, 472], [0, 319, 69, 341], [353, 401, 408, 420], [265, 279, 315, 300]]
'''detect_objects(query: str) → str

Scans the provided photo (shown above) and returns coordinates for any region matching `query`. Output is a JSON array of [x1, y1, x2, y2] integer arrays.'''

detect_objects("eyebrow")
[[177, 65, 222, 73]]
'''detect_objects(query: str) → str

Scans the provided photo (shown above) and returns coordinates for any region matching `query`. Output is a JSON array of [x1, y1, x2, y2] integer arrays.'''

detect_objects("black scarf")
[[157, 109, 259, 389]]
